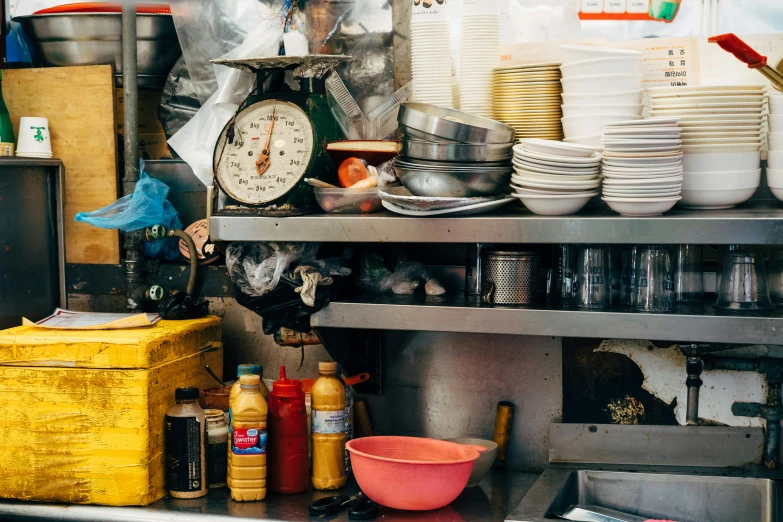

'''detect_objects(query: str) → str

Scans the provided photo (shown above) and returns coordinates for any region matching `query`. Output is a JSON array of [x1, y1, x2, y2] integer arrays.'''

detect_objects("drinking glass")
[[768, 251, 783, 306], [715, 251, 773, 311], [620, 246, 638, 308], [634, 245, 674, 312], [675, 244, 704, 303], [574, 245, 611, 309], [551, 244, 575, 309]]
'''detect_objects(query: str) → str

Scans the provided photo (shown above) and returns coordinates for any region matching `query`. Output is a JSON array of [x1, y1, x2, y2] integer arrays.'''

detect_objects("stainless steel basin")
[[508, 469, 783, 522]]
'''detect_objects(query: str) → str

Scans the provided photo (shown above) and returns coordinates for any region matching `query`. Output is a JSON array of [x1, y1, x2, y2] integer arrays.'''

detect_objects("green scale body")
[[212, 59, 348, 216]]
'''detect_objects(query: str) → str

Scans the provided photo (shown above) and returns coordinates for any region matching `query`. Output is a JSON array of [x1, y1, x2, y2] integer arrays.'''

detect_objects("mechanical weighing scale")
[[210, 55, 351, 216]]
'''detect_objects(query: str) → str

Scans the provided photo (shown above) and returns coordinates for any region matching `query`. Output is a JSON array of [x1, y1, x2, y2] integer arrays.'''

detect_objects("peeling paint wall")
[[597, 340, 767, 427]]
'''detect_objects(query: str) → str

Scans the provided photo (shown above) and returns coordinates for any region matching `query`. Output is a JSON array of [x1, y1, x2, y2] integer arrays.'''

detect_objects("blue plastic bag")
[[75, 162, 183, 260]]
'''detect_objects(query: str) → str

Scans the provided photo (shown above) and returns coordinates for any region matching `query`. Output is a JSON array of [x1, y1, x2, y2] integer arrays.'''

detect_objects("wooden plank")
[[3, 65, 120, 264]]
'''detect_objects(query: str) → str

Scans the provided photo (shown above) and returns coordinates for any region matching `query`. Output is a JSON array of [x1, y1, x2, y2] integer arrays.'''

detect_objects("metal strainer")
[[481, 251, 542, 305]]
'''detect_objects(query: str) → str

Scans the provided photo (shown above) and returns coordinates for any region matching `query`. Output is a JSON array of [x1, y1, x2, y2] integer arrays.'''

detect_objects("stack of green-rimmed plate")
[[492, 63, 563, 140]]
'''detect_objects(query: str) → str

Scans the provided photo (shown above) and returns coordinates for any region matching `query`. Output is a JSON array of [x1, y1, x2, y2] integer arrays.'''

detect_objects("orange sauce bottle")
[[311, 362, 346, 490], [228, 375, 268, 501]]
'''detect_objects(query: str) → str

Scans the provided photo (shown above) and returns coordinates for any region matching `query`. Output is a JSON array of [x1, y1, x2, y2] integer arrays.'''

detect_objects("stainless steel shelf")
[[311, 293, 783, 344], [210, 202, 783, 244]]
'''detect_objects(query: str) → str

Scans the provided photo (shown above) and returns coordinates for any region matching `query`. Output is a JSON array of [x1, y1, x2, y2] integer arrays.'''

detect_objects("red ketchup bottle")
[[267, 366, 309, 494]]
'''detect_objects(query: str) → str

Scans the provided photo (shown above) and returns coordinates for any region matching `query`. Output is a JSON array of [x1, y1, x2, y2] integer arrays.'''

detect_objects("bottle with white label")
[[228, 375, 268, 501], [165, 388, 208, 499], [311, 361, 346, 490]]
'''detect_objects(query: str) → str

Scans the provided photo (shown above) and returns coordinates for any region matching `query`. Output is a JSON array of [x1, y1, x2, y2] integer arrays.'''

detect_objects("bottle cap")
[[319, 361, 338, 373], [272, 366, 304, 397], [237, 364, 262, 376], [239, 374, 261, 386], [175, 387, 199, 401]]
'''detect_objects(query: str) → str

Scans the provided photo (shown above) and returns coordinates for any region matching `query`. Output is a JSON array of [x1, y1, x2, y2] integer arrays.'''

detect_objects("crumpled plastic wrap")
[[158, 56, 200, 143], [226, 242, 320, 298], [358, 252, 445, 295], [228, 243, 352, 334]]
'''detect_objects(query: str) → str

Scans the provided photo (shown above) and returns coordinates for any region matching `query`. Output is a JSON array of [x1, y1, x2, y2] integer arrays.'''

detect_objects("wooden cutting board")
[[3, 65, 119, 265]]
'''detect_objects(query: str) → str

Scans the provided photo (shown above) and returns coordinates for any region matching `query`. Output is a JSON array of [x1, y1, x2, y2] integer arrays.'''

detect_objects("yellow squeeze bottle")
[[311, 361, 347, 490], [228, 375, 268, 501]]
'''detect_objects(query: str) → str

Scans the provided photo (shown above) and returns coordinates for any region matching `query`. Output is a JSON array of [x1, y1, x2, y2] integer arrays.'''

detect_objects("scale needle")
[[256, 108, 276, 175]]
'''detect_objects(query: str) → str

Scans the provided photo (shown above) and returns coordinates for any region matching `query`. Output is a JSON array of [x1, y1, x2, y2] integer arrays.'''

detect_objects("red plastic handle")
[[34, 2, 171, 14], [708, 33, 767, 69]]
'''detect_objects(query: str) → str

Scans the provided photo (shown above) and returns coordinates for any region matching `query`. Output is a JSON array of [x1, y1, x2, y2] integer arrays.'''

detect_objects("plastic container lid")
[[272, 366, 304, 397], [319, 361, 338, 373], [239, 375, 261, 386], [237, 364, 262, 376], [175, 387, 199, 401]]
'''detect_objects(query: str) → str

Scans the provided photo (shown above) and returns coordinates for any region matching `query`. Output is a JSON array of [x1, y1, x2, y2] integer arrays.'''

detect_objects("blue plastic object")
[[75, 161, 183, 260]]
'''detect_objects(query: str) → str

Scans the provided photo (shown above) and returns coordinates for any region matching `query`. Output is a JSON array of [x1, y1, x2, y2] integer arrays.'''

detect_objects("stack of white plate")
[[767, 91, 783, 201], [600, 118, 683, 216], [647, 85, 766, 154], [509, 138, 602, 215], [559, 45, 644, 148], [458, 11, 501, 118], [647, 86, 767, 209], [410, 19, 455, 108], [492, 63, 563, 140]]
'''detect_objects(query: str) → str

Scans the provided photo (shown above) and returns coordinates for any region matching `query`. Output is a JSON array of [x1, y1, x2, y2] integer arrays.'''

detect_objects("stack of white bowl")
[[410, 18, 455, 108], [600, 118, 683, 216], [458, 4, 501, 118], [648, 85, 766, 209], [767, 92, 783, 201], [559, 45, 644, 148], [509, 138, 602, 216]]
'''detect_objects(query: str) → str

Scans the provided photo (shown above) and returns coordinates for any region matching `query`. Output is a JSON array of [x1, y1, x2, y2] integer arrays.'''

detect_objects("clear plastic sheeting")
[[168, 0, 286, 105], [167, 2, 284, 187], [306, 0, 395, 123]]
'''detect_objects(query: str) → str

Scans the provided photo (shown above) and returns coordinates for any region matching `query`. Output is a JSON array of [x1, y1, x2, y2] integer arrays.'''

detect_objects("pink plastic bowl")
[[346, 436, 483, 511]]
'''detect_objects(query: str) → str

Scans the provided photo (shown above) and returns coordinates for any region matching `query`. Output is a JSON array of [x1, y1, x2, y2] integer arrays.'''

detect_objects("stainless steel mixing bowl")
[[394, 163, 511, 197], [16, 13, 181, 84]]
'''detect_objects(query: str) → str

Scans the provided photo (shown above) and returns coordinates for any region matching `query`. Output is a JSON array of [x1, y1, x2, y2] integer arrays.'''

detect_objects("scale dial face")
[[214, 99, 315, 205]]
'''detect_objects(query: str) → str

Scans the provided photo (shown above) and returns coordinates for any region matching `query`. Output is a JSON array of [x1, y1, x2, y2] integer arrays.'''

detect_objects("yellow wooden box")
[[0, 317, 223, 506]]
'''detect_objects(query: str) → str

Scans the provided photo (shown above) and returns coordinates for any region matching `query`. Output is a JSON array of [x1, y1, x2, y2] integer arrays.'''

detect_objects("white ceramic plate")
[[682, 144, 761, 154], [513, 169, 598, 182], [518, 138, 596, 157], [646, 85, 764, 94], [605, 117, 681, 127], [511, 176, 601, 190], [602, 175, 683, 185], [602, 166, 683, 175], [602, 150, 683, 158], [513, 162, 600, 177], [602, 155, 682, 166], [381, 197, 515, 217], [511, 183, 593, 195], [647, 94, 764, 104], [651, 101, 765, 110], [604, 184, 682, 192], [602, 145, 683, 153], [512, 146, 603, 165], [603, 190, 681, 198], [601, 139, 683, 146], [515, 157, 601, 171]]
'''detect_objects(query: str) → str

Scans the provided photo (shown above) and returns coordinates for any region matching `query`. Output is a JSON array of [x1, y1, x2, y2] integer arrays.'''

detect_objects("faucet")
[[680, 343, 783, 470]]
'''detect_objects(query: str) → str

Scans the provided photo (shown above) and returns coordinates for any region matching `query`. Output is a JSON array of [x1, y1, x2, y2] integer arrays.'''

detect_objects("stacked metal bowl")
[[394, 103, 515, 198]]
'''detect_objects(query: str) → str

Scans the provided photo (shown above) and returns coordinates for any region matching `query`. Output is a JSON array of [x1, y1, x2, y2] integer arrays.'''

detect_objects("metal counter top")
[[0, 470, 539, 522]]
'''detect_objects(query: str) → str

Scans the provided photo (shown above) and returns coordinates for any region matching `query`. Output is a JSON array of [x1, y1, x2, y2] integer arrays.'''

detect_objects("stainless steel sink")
[[507, 469, 783, 522]]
